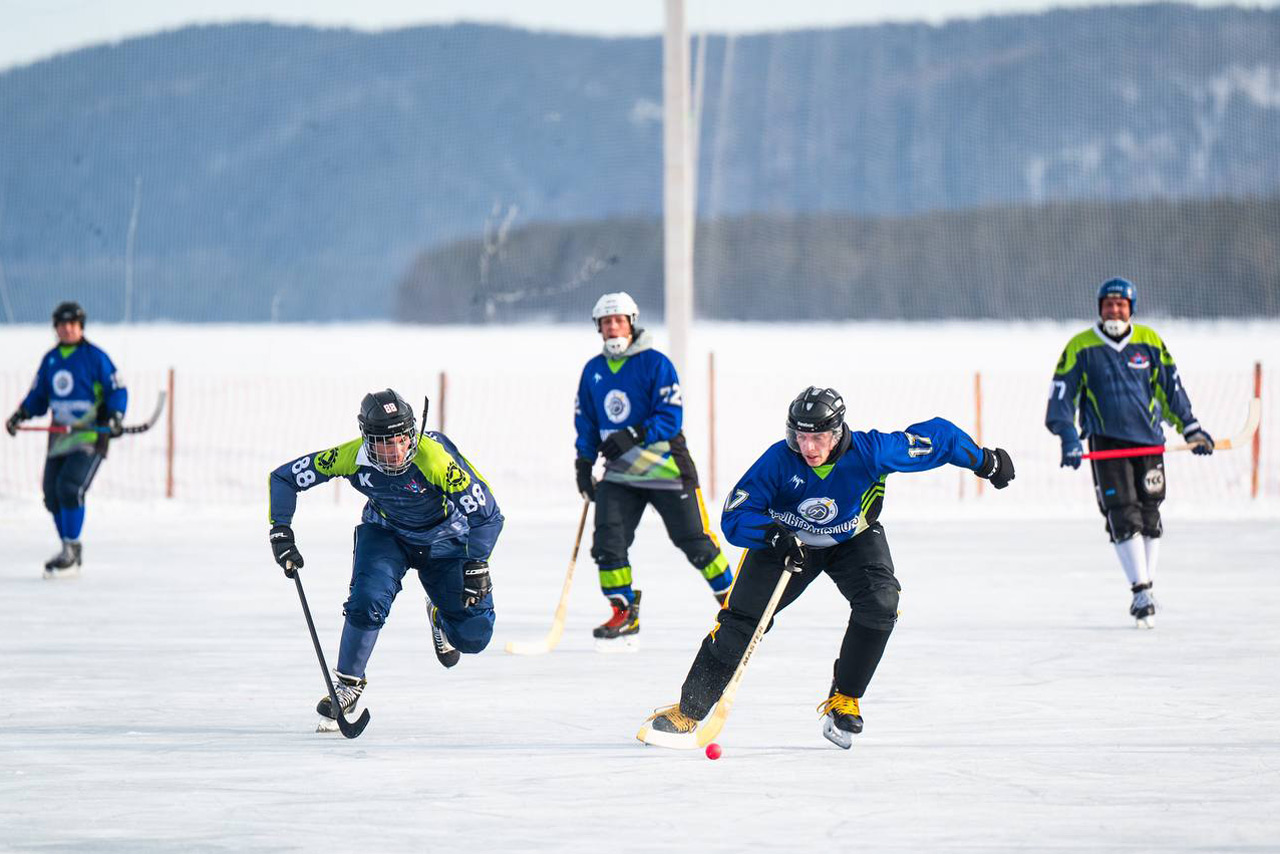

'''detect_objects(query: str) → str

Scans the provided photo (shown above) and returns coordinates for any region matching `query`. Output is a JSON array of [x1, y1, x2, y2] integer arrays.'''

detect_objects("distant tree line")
[[396, 194, 1280, 322]]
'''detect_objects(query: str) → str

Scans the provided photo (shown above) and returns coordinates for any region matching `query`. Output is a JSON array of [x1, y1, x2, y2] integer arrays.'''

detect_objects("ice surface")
[[2, 499, 1278, 852]]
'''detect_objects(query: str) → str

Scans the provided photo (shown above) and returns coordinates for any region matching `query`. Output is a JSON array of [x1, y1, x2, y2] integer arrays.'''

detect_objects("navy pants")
[[42, 451, 103, 540], [336, 523, 496, 677]]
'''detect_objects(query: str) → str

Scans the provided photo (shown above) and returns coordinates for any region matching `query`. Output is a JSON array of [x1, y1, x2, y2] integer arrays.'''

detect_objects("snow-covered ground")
[[1, 500, 1277, 852], [1, 321, 1277, 851]]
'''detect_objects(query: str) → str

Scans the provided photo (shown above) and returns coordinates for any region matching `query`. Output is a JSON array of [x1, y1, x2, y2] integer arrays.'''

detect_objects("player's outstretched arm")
[[867, 417, 1015, 488]]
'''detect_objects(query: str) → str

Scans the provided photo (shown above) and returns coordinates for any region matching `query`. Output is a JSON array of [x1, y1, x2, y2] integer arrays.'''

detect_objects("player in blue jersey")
[[574, 292, 732, 646], [6, 302, 128, 578], [643, 386, 1014, 748], [1046, 278, 1214, 628], [268, 389, 502, 731]]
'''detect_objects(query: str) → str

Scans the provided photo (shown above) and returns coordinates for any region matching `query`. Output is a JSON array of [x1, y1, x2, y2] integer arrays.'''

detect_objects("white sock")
[[1113, 537, 1149, 586], [1143, 536, 1161, 582]]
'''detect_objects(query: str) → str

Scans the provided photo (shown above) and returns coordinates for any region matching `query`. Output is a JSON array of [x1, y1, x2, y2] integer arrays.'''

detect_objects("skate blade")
[[595, 635, 640, 654], [41, 566, 81, 580], [316, 716, 341, 733], [822, 715, 853, 750], [635, 723, 700, 749], [1134, 615, 1155, 629]]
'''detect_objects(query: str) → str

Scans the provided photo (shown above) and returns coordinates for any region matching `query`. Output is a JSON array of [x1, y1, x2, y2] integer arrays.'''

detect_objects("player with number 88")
[[267, 388, 503, 731]]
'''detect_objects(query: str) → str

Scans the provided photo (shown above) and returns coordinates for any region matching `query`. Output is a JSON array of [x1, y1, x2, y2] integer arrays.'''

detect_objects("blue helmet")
[[1096, 277, 1136, 314]]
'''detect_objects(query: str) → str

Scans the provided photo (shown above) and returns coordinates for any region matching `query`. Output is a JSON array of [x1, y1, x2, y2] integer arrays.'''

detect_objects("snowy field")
[[1, 500, 1278, 852], [1, 321, 1278, 851]]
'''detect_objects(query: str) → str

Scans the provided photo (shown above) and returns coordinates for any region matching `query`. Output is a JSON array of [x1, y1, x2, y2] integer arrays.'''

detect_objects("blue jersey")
[[20, 339, 127, 458], [722, 418, 984, 550], [268, 431, 503, 557], [1045, 323, 1200, 446], [574, 329, 696, 490]]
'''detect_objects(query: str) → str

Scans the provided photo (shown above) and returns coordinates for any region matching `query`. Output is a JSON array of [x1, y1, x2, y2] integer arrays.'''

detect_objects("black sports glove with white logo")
[[600, 425, 646, 461], [269, 524, 303, 577], [5, 406, 28, 437], [974, 447, 1016, 489], [462, 560, 492, 608], [762, 522, 807, 572]]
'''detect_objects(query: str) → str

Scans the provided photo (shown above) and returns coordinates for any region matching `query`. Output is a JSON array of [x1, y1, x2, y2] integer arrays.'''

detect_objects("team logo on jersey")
[[401, 479, 427, 494], [315, 447, 339, 474], [904, 432, 933, 458], [52, 369, 74, 397], [797, 497, 839, 525], [444, 461, 469, 491], [1143, 468, 1165, 494], [1128, 353, 1150, 370], [789, 475, 806, 489], [604, 389, 631, 424]]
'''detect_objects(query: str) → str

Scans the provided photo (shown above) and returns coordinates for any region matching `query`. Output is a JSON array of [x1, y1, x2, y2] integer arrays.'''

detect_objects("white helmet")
[[591, 292, 639, 329]]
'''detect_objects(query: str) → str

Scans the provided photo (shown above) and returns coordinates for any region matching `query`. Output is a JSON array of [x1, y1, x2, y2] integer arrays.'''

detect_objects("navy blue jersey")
[[20, 339, 127, 458], [722, 418, 983, 550], [1045, 323, 1200, 446], [268, 431, 503, 557], [574, 330, 696, 490]]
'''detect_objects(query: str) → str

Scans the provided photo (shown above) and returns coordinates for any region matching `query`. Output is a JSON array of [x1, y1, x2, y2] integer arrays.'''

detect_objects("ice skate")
[[594, 590, 640, 653], [635, 702, 703, 748], [315, 671, 366, 733], [426, 598, 460, 668], [817, 664, 863, 749], [646, 702, 698, 735], [42, 539, 82, 580], [1129, 581, 1156, 629]]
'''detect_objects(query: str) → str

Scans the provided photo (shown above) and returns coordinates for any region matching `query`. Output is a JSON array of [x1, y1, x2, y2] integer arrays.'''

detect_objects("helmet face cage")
[[358, 390, 418, 476], [362, 420, 418, 475], [785, 386, 846, 454]]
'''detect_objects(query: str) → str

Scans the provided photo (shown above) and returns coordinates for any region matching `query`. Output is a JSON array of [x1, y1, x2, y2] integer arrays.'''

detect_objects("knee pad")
[[1105, 506, 1143, 543], [852, 583, 900, 631], [343, 591, 392, 631]]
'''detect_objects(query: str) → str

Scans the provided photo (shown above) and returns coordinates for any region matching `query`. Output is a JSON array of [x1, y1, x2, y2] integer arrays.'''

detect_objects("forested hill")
[[2, 5, 1278, 321]]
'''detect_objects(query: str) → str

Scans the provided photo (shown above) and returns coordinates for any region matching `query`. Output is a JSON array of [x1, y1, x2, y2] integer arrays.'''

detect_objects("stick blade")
[[337, 708, 371, 739], [504, 638, 553, 656]]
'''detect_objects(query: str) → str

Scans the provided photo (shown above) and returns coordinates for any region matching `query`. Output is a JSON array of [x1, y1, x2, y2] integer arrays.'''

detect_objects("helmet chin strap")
[[1101, 318, 1130, 337]]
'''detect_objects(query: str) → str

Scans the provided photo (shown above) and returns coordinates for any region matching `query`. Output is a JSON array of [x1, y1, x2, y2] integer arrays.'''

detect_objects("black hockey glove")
[[269, 524, 304, 577], [5, 406, 28, 437], [974, 447, 1015, 489], [1183, 426, 1214, 456], [105, 412, 124, 438], [599, 425, 646, 461], [462, 560, 492, 608], [575, 457, 596, 502], [1059, 436, 1083, 470], [762, 523, 806, 572]]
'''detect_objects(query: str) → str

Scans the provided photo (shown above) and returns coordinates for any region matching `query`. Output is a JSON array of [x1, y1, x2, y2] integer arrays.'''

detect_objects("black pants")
[[1088, 435, 1165, 542], [678, 523, 900, 719], [590, 480, 729, 599], [42, 451, 103, 514]]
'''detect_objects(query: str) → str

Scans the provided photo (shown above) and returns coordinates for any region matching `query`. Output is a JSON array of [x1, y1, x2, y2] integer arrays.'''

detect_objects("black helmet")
[[358, 389, 418, 475], [52, 301, 86, 326], [786, 386, 846, 454]]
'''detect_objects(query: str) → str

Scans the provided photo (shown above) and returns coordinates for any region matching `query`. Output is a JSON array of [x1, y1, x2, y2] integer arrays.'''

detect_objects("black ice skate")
[[817, 664, 863, 750], [42, 539, 82, 580], [426, 598, 460, 668], [645, 702, 699, 735], [593, 591, 641, 653], [1130, 581, 1156, 629], [316, 671, 366, 733]]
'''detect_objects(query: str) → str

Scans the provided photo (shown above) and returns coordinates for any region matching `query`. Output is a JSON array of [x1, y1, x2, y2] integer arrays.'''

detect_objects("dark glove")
[[106, 412, 124, 438], [599, 425, 646, 461], [575, 457, 596, 502], [1183, 426, 1214, 456], [5, 406, 28, 437], [462, 560, 492, 608], [762, 522, 806, 572], [974, 447, 1016, 489], [269, 524, 304, 577], [1059, 436, 1083, 469]]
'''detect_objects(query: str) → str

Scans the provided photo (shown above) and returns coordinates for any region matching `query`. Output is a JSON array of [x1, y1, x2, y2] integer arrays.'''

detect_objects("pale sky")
[[2, 0, 1275, 72]]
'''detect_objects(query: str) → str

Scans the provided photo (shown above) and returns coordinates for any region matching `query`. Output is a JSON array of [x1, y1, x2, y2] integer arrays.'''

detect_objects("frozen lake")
[[2, 498, 1277, 852]]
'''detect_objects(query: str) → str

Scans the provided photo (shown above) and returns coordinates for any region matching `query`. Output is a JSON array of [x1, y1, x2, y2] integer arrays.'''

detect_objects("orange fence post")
[[165, 367, 175, 499], [1253, 361, 1262, 500]]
